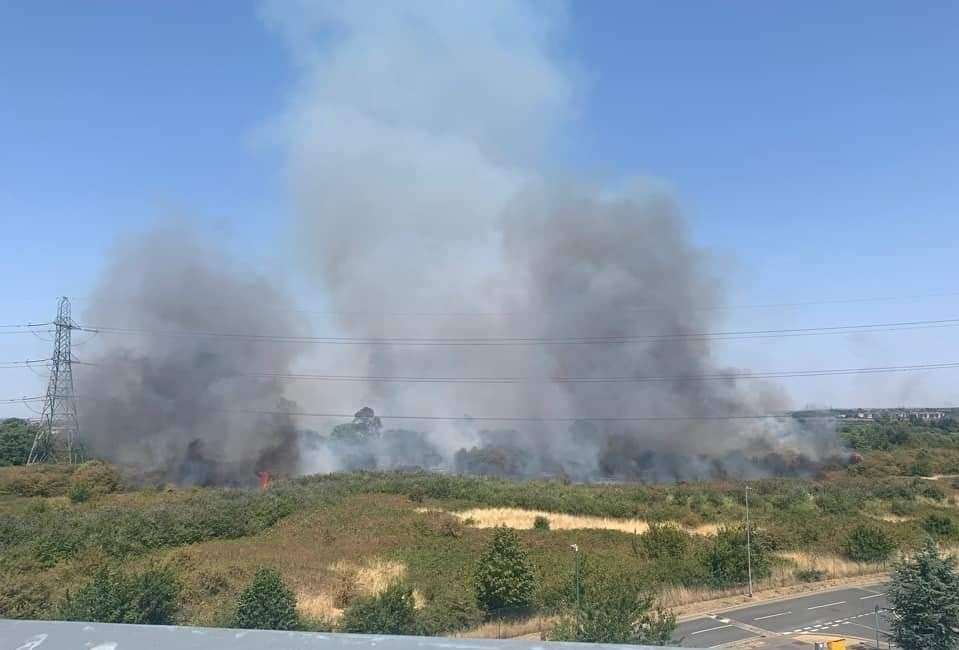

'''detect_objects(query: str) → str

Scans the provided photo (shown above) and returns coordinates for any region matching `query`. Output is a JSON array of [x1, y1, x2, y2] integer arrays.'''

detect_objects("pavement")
[[673, 583, 890, 648]]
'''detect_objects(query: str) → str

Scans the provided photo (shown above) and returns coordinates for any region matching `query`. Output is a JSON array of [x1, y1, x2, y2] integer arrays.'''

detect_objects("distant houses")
[[837, 408, 950, 421]]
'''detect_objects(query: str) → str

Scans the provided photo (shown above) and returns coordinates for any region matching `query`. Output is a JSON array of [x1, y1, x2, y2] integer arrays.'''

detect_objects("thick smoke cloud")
[[77, 227, 308, 485], [266, 1, 838, 480]]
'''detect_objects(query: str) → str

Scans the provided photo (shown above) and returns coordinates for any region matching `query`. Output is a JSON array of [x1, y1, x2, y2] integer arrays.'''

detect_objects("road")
[[674, 584, 890, 648]]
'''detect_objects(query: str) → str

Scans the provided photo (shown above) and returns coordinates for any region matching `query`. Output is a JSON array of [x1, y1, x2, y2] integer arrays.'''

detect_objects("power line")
[[0, 359, 51, 368], [44, 289, 959, 317], [73, 359, 959, 384], [0, 396, 44, 404], [74, 316, 959, 346]]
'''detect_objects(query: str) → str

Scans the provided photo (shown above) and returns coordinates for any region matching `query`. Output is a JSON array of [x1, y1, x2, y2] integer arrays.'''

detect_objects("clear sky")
[[1, 1, 957, 417]]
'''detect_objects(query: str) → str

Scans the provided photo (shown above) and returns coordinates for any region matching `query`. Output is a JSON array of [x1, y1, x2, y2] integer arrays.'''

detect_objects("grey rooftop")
[[1, 619, 690, 650]]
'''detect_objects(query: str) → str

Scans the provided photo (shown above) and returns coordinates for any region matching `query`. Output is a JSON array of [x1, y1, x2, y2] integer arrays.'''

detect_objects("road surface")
[[674, 584, 889, 647]]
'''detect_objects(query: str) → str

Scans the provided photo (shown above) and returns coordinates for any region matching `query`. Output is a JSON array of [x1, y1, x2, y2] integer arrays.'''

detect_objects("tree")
[[330, 407, 383, 442], [0, 418, 34, 466], [842, 524, 895, 563], [339, 582, 417, 635], [707, 526, 770, 588], [474, 527, 535, 613], [59, 566, 179, 625], [889, 538, 959, 650], [550, 560, 675, 645], [232, 568, 299, 630]]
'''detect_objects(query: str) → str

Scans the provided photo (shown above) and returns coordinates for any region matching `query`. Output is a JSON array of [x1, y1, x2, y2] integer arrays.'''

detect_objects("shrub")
[[339, 582, 417, 635], [59, 566, 179, 625], [474, 527, 535, 613], [0, 463, 74, 497], [533, 515, 550, 531], [639, 523, 691, 559], [68, 483, 90, 503], [922, 514, 959, 539], [842, 525, 895, 563], [232, 568, 299, 631], [70, 461, 121, 495], [706, 526, 770, 588], [796, 568, 826, 583], [416, 590, 483, 635], [550, 562, 675, 644], [890, 499, 918, 517]]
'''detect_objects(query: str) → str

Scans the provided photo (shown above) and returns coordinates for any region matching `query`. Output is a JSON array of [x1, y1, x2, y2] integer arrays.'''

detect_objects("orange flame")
[[257, 471, 272, 490]]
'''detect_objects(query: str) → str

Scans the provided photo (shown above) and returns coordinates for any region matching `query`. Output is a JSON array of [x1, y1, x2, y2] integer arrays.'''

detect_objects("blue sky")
[[1, 1, 957, 415]]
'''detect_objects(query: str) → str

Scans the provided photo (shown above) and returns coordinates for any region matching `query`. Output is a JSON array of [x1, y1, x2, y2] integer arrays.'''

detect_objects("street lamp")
[[745, 484, 753, 597], [570, 544, 581, 633]]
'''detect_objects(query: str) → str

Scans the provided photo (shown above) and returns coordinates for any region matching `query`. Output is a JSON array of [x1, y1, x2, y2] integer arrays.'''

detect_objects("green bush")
[[59, 566, 179, 625], [639, 523, 691, 559], [416, 589, 483, 635], [70, 461, 121, 495], [796, 568, 826, 582], [232, 568, 299, 630], [550, 561, 675, 644], [68, 483, 90, 503], [842, 525, 895, 562], [339, 582, 417, 635], [474, 527, 536, 613], [533, 515, 550, 531], [890, 499, 918, 517], [706, 526, 770, 588], [922, 514, 958, 539]]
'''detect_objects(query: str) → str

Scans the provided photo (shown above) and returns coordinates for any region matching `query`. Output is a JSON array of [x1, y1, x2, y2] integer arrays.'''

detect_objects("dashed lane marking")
[[690, 624, 733, 635], [753, 611, 792, 621], [808, 600, 846, 610]]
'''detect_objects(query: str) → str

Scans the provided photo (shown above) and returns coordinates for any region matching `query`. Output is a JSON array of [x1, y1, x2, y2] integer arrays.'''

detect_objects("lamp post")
[[570, 544, 581, 633], [745, 484, 753, 597]]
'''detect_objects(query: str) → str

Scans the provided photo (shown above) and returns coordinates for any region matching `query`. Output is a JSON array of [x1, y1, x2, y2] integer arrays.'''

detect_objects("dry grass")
[[297, 590, 342, 621], [659, 552, 884, 610], [299, 557, 423, 622], [777, 551, 883, 578], [456, 615, 555, 640], [870, 514, 914, 523], [447, 507, 720, 535]]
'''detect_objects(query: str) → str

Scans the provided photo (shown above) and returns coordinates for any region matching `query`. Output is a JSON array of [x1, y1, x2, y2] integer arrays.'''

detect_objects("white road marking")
[[860, 592, 886, 599], [808, 600, 846, 610], [691, 624, 733, 635], [754, 611, 792, 621]]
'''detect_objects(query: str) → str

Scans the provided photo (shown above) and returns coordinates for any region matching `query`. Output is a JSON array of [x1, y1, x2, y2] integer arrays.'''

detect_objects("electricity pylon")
[[27, 297, 83, 464]]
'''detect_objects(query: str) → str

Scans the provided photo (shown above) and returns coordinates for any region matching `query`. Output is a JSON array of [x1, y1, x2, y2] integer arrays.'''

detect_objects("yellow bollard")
[[826, 640, 846, 650]]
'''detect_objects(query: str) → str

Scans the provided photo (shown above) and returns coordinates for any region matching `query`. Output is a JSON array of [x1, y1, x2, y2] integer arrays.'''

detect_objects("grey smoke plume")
[[77, 226, 308, 485], [266, 1, 838, 480]]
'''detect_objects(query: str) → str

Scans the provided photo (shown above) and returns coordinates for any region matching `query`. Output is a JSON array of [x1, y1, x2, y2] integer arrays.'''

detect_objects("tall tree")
[[474, 527, 535, 613], [889, 538, 959, 650]]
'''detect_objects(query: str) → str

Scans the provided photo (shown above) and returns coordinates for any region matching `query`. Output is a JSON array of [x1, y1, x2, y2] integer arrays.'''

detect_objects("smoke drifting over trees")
[[75, 2, 839, 483], [77, 227, 308, 485], [266, 1, 836, 480]]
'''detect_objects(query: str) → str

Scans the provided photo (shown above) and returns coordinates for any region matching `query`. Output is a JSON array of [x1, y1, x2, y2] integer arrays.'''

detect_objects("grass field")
[[2, 449, 959, 634]]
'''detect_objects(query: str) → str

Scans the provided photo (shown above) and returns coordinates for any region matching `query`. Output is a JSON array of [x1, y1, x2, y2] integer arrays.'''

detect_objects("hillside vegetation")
[[1, 417, 958, 637]]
